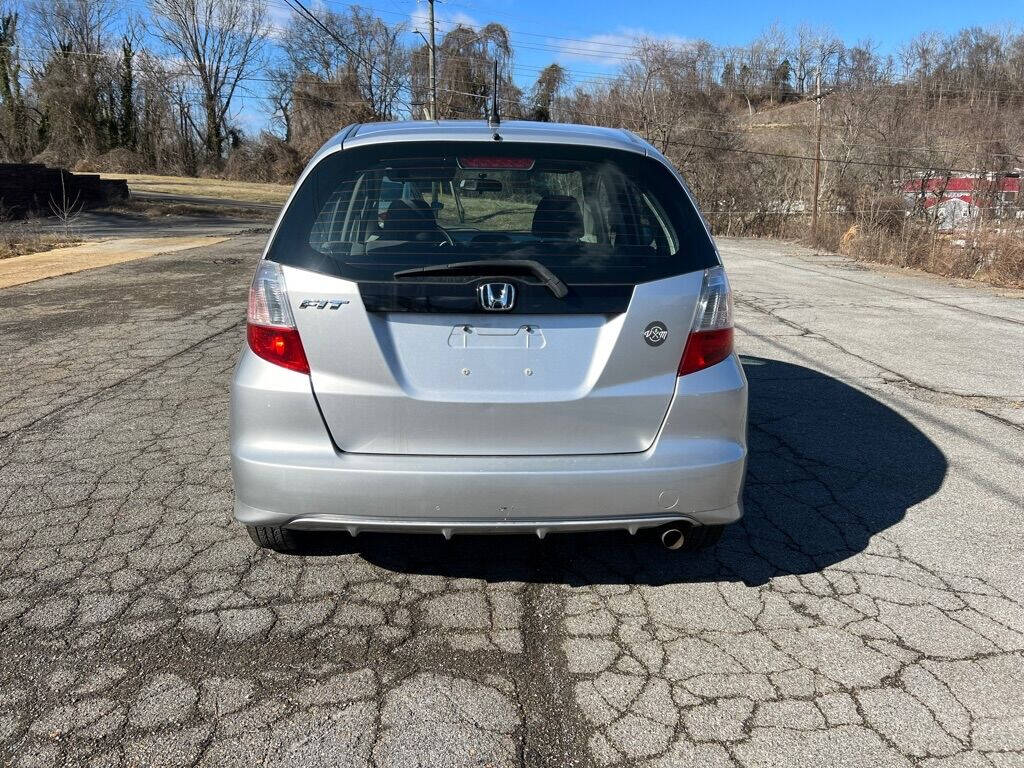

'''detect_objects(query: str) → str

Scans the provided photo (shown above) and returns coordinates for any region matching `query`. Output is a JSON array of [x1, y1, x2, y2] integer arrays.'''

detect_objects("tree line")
[[2, 1, 1023, 281]]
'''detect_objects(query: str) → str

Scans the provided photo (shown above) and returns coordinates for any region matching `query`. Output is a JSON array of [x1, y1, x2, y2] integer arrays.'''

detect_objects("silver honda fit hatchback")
[[231, 120, 747, 552]]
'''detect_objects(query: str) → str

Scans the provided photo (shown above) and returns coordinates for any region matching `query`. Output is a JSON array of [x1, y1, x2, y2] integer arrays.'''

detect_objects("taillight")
[[458, 156, 535, 170], [246, 260, 309, 374], [679, 266, 734, 376]]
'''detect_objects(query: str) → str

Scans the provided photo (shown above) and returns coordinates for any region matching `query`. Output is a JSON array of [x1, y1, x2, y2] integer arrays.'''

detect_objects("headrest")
[[531, 195, 583, 240], [381, 199, 435, 239]]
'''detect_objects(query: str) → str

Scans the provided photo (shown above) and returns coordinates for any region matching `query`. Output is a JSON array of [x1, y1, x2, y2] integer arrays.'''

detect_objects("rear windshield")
[[267, 141, 718, 284]]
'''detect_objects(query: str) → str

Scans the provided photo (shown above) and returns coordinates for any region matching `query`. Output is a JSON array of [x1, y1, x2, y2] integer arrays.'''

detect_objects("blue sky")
[[407, 0, 1023, 91], [241, 0, 1023, 132], [431, 0, 1021, 53]]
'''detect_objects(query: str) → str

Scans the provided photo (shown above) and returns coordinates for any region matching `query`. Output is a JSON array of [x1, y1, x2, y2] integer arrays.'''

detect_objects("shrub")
[[86, 148, 150, 174], [223, 134, 304, 184]]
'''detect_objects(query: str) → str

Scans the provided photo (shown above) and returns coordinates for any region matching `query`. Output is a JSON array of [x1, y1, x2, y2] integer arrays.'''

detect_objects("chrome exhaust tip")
[[660, 527, 685, 550]]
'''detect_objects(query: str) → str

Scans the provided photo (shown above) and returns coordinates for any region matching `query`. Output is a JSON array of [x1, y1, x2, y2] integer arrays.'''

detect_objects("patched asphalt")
[[0, 234, 1022, 767]]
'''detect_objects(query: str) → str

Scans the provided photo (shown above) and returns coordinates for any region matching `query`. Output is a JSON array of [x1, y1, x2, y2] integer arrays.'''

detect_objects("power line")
[[19, 48, 1024, 163], [659, 137, 1019, 175], [272, 0, 1024, 102], [18, 0, 1024, 101], [22, 45, 1024, 111], [435, 83, 1023, 159], [278, 0, 410, 96], [11, 4, 1024, 172]]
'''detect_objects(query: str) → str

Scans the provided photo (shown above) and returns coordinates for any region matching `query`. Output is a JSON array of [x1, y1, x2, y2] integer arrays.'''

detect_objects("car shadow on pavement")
[[291, 356, 948, 586]]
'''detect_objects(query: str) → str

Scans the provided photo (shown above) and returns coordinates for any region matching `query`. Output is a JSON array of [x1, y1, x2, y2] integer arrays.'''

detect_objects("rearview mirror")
[[460, 177, 503, 193]]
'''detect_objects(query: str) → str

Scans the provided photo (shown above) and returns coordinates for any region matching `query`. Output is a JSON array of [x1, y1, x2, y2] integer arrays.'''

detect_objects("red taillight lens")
[[246, 261, 309, 374], [678, 265, 733, 376], [247, 323, 310, 374], [679, 328, 733, 376]]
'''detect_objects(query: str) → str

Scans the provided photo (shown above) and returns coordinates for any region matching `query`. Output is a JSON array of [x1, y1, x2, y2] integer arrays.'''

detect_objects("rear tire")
[[247, 525, 303, 553], [682, 524, 725, 551]]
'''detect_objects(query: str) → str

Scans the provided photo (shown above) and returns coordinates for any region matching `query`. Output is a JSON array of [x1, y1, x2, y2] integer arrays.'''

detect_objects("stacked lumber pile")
[[0, 163, 129, 218]]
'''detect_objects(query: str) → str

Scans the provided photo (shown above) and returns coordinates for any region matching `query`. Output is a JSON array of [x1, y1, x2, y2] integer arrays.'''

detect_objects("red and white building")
[[902, 173, 1021, 230]]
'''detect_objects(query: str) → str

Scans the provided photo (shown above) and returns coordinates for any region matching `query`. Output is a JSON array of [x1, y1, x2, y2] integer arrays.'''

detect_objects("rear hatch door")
[[286, 266, 704, 455]]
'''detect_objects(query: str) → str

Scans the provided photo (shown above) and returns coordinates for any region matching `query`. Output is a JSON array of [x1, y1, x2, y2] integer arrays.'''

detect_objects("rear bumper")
[[232, 449, 746, 533], [231, 349, 747, 535], [238, 510, 741, 539]]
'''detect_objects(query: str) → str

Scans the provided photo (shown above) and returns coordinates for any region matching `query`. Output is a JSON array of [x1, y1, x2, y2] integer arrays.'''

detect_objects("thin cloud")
[[555, 27, 692, 65], [410, 1, 479, 37], [267, 3, 292, 41]]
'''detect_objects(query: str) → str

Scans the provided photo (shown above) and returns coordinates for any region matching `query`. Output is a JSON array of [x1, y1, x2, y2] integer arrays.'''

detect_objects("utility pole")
[[428, 0, 437, 120], [811, 69, 823, 238]]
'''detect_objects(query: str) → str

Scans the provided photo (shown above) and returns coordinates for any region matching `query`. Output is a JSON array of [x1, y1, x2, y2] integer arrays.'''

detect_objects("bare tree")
[[529, 63, 567, 121], [347, 7, 407, 120], [425, 22, 517, 119], [266, 67, 293, 143], [793, 25, 816, 95], [278, 5, 408, 154], [26, 0, 121, 163], [48, 170, 81, 237], [149, 0, 267, 168], [135, 49, 178, 171], [0, 7, 30, 161], [29, 0, 117, 55], [282, 6, 345, 77]]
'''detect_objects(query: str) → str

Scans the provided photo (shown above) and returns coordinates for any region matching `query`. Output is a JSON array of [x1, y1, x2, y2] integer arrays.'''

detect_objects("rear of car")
[[231, 121, 746, 551]]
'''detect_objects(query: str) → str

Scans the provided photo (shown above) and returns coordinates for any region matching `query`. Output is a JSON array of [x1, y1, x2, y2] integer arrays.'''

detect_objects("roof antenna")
[[488, 59, 502, 139]]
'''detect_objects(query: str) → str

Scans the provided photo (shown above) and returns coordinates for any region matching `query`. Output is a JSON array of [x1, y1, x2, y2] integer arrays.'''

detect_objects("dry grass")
[[101, 198, 274, 221], [98, 172, 292, 204], [805, 214, 1024, 288], [436, 192, 536, 230], [0, 221, 82, 260]]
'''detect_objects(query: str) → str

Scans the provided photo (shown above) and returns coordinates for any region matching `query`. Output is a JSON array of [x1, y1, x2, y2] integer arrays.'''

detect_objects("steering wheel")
[[435, 227, 455, 246]]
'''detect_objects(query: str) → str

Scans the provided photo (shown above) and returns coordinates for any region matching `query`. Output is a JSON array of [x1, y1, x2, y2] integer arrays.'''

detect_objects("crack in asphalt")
[[734, 297, 1024, 406], [0, 320, 244, 443], [727, 243, 1024, 327], [972, 408, 1024, 433]]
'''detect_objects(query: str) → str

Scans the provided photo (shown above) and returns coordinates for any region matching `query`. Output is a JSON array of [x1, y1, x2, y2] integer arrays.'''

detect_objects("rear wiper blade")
[[393, 259, 568, 299]]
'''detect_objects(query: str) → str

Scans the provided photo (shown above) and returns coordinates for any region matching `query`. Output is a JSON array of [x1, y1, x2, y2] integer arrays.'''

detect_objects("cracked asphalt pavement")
[[1, 234, 1022, 767]]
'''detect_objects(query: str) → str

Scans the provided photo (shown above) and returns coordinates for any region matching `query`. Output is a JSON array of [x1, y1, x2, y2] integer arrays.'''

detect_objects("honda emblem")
[[478, 282, 515, 311]]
